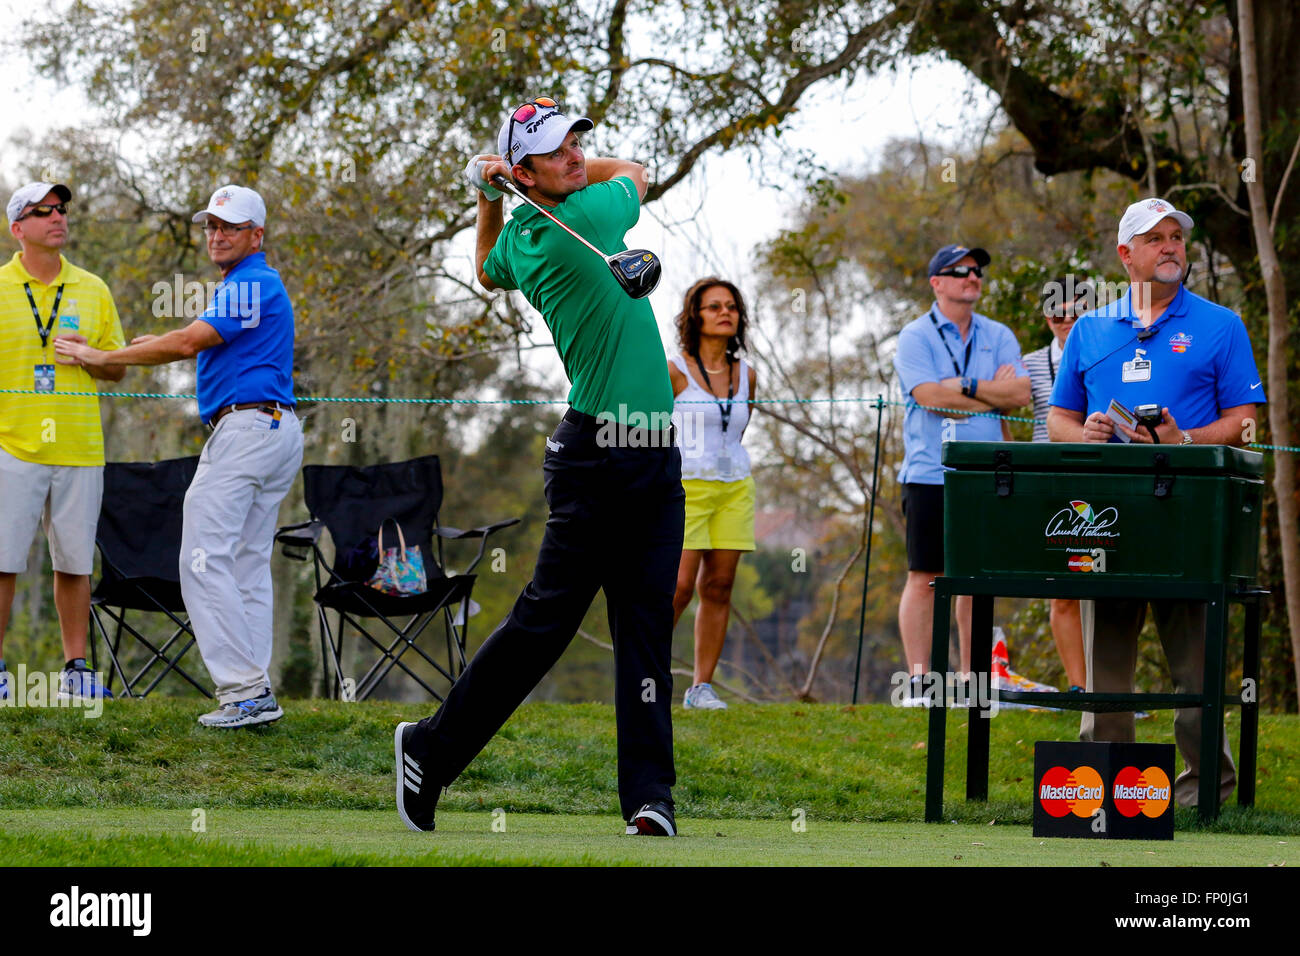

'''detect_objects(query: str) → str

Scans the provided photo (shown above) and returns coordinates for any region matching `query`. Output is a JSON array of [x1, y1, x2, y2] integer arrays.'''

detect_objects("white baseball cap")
[[496, 99, 593, 168], [1117, 197, 1193, 246], [191, 184, 266, 227], [7, 181, 72, 224]]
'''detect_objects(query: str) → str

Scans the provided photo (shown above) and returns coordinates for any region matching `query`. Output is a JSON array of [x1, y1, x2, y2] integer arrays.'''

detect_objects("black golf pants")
[[418, 409, 685, 820]]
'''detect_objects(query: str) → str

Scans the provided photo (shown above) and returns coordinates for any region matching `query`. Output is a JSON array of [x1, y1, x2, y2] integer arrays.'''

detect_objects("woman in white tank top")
[[668, 278, 757, 711]]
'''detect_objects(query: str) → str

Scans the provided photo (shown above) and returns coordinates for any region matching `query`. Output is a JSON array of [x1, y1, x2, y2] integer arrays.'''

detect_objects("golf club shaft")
[[490, 175, 608, 261]]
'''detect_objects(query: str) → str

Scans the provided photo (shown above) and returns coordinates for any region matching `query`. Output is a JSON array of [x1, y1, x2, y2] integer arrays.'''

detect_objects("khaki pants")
[[1080, 599, 1236, 808]]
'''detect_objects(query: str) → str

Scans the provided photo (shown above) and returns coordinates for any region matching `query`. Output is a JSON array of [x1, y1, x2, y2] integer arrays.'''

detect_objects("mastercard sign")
[[1113, 766, 1172, 818], [1038, 765, 1105, 818], [1033, 741, 1175, 840]]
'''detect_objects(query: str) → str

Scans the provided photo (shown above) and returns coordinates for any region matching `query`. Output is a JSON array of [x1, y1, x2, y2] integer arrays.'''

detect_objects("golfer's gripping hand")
[[465, 154, 506, 201]]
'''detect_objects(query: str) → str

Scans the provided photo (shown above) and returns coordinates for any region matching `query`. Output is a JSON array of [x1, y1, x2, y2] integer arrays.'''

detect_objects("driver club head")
[[607, 249, 662, 299]]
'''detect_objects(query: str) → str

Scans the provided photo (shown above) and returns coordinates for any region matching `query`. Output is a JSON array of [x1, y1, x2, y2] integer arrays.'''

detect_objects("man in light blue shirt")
[[893, 244, 1030, 692]]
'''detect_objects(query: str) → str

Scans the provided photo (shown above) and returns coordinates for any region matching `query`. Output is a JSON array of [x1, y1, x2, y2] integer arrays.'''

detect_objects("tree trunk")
[[1238, 0, 1300, 699]]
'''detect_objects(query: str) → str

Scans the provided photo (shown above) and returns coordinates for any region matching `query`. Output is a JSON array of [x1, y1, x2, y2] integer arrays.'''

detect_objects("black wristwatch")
[[961, 377, 977, 398]]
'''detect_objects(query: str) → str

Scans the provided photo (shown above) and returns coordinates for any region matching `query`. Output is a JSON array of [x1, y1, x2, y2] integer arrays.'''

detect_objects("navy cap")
[[928, 244, 991, 277]]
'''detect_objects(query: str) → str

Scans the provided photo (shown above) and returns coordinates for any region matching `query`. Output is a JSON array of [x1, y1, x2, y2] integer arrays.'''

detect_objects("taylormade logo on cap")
[[497, 104, 594, 168], [1117, 197, 1193, 246], [191, 184, 267, 227]]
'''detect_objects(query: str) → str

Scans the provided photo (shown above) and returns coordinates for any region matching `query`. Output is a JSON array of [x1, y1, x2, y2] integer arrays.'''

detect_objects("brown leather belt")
[[208, 401, 294, 429]]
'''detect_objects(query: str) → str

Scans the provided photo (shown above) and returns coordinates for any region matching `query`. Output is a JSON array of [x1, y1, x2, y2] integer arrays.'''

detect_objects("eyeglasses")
[[201, 221, 255, 236], [701, 302, 739, 314], [505, 96, 559, 165], [17, 202, 68, 221], [1047, 313, 1078, 325], [936, 265, 983, 279]]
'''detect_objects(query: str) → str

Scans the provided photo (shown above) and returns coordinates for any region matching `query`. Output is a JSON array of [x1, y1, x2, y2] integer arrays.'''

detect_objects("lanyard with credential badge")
[[24, 282, 64, 349], [694, 354, 736, 434], [929, 307, 973, 376]]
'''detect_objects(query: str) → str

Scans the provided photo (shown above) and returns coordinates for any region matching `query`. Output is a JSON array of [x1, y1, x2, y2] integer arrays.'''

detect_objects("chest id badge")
[[35, 364, 56, 393], [1121, 348, 1152, 383], [715, 451, 733, 478]]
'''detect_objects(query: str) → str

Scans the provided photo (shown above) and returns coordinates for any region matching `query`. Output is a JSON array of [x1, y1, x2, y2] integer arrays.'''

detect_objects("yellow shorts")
[[682, 477, 756, 551]]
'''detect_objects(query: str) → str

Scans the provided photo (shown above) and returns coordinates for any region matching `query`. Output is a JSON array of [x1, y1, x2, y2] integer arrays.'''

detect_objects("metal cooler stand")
[[922, 442, 1266, 823]]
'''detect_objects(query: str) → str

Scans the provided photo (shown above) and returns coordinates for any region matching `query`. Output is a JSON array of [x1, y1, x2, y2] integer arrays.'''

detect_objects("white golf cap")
[[1117, 197, 1193, 246], [191, 184, 266, 227], [496, 99, 593, 168], [7, 182, 72, 224]]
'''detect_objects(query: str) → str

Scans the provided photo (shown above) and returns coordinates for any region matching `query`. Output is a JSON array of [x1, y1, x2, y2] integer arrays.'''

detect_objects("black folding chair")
[[90, 457, 212, 698], [276, 454, 518, 701]]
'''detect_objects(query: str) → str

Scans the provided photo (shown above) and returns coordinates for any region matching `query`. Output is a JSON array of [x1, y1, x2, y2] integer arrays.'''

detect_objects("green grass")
[[3, 699, 1298, 825], [1, 810, 1296, 866], [1, 699, 1298, 864]]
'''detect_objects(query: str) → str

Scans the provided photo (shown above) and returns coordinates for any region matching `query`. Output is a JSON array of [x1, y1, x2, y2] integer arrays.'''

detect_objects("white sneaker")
[[683, 683, 728, 710], [198, 691, 283, 728], [899, 677, 929, 707]]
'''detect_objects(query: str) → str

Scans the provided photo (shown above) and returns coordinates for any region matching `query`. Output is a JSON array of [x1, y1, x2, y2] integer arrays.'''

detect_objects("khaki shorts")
[[682, 476, 756, 551], [0, 446, 103, 575]]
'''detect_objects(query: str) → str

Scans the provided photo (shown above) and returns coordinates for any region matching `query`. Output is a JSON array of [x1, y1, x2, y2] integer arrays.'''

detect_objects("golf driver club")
[[490, 174, 662, 299]]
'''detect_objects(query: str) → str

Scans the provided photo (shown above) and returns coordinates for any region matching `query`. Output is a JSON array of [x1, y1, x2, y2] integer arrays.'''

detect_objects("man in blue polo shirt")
[[56, 184, 300, 729], [893, 244, 1030, 697], [1047, 196, 1262, 806]]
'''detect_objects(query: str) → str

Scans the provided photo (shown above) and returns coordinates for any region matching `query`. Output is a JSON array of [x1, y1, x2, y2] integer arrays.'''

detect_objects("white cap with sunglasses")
[[191, 184, 266, 228], [467, 98, 595, 200], [496, 97, 593, 168], [7, 182, 72, 224]]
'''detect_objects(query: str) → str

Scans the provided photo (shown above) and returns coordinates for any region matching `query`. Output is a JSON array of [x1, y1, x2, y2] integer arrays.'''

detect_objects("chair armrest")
[[434, 517, 521, 575], [276, 519, 324, 560], [433, 518, 521, 540]]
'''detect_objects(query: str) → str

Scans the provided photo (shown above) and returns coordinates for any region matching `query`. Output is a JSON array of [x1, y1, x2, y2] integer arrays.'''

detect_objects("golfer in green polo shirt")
[[394, 97, 684, 838]]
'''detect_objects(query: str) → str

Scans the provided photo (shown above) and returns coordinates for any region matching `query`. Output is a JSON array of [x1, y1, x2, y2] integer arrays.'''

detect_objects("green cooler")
[[941, 442, 1263, 586], [924, 441, 1265, 824]]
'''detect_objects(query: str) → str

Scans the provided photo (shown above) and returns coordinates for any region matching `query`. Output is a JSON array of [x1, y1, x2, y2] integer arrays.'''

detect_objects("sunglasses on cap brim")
[[506, 96, 559, 165]]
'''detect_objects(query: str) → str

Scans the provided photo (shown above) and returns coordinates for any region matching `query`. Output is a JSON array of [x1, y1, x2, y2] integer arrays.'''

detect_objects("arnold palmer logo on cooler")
[[1044, 500, 1120, 541], [1112, 766, 1172, 818], [1038, 765, 1105, 818]]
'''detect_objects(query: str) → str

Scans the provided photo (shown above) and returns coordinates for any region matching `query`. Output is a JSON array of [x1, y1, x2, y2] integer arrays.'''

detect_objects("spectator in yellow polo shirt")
[[0, 182, 124, 701]]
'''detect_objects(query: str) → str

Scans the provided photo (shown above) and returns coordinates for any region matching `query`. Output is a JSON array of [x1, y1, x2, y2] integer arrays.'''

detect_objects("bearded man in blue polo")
[[1047, 197, 1264, 808]]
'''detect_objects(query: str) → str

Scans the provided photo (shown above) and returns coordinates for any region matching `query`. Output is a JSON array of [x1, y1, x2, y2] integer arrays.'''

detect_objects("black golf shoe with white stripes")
[[395, 721, 438, 832], [626, 800, 676, 836]]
